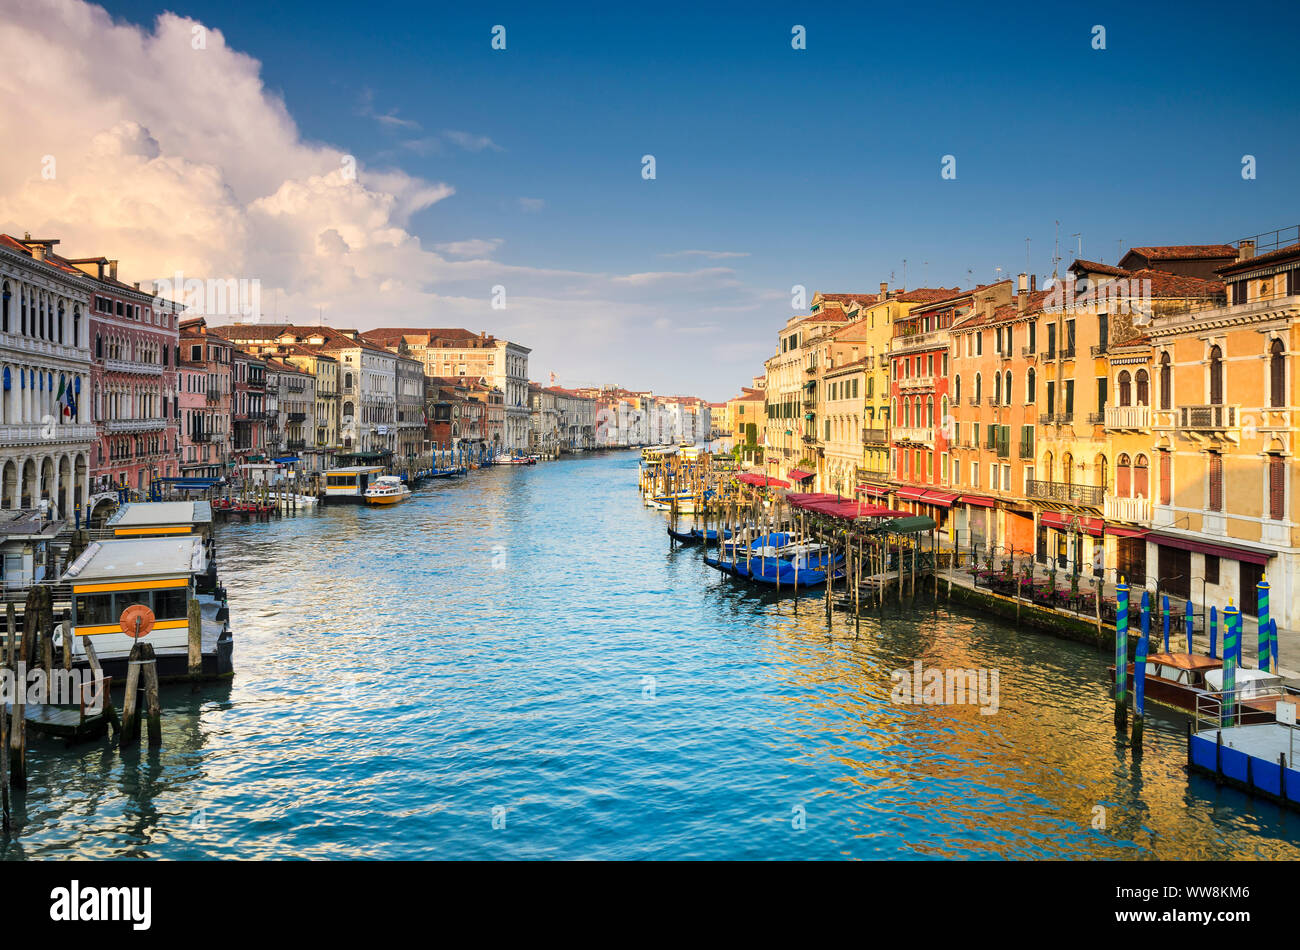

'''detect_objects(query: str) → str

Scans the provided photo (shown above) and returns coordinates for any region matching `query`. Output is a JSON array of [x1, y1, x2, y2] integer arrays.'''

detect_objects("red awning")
[[1148, 532, 1271, 566], [737, 472, 789, 488], [921, 490, 957, 507], [857, 484, 890, 498], [1040, 511, 1104, 537], [895, 486, 928, 502], [960, 494, 996, 508], [788, 469, 815, 482], [1106, 525, 1148, 539]]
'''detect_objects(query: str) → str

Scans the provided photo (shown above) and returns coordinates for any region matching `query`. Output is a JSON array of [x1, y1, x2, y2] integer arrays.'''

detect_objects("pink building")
[[179, 318, 233, 478], [70, 257, 183, 494]]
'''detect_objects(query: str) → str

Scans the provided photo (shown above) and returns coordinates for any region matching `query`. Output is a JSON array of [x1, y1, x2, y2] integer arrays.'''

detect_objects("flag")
[[56, 377, 70, 417]]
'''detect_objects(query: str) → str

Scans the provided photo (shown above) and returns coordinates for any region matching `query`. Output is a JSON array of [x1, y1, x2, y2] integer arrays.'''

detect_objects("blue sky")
[[15, 0, 1300, 398]]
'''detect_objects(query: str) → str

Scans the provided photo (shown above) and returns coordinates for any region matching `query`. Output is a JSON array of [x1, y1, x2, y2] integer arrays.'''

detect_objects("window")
[[1, 281, 8, 332], [1027, 368, 1035, 403], [1117, 454, 1131, 496], [1159, 352, 1171, 410], [974, 373, 982, 401], [954, 375, 961, 401], [1270, 455, 1286, 521], [1046, 380, 1055, 415], [1118, 371, 1131, 407], [1271, 339, 1286, 408], [1097, 376, 1108, 411], [1135, 369, 1149, 406], [1208, 454, 1223, 512], [1005, 372, 1012, 403], [1204, 555, 1220, 585], [1209, 345, 1224, 405], [1133, 454, 1149, 497]]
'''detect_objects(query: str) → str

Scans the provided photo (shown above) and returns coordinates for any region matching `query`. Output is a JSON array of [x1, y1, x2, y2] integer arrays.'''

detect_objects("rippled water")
[[4, 452, 1300, 859]]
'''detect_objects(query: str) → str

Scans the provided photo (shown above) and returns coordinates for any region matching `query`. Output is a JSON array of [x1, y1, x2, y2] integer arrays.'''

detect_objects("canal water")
[[5, 451, 1300, 859]]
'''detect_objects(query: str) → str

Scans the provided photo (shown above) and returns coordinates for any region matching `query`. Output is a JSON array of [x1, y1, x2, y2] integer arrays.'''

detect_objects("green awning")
[[873, 516, 937, 534]]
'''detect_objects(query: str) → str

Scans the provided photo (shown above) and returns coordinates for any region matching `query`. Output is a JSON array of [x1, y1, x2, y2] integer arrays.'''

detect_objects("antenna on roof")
[[902, 259, 907, 290], [1072, 232, 1082, 261], [1052, 221, 1061, 279]]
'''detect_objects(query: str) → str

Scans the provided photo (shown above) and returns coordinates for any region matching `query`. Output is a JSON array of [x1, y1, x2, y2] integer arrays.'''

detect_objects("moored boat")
[[364, 475, 412, 505]]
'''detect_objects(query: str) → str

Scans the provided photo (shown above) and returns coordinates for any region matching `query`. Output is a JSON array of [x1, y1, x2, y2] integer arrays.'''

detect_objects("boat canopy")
[[869, 515, 938, 534], [737, 472, 789, 488]]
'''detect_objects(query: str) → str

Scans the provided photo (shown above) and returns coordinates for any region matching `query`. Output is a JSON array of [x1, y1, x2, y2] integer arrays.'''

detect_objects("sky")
[[1, 0, 1298, 400]]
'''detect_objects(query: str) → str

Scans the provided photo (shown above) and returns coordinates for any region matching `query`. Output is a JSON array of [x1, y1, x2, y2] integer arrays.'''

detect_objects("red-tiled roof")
[[1123, 244, 1236, 262], [1070, 259, 1130, 277], [1217, 242, 1300, 276]]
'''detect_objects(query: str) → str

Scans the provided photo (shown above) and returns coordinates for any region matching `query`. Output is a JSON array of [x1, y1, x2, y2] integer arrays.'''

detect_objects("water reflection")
[[2, 454, 1299, 859]]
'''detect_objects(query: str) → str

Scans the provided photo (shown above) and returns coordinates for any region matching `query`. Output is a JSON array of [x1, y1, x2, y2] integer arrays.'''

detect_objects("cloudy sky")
[[2, 0, 1298, 399]]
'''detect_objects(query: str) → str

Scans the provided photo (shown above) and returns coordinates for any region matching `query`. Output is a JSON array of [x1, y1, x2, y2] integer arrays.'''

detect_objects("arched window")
[[1271, 339, 1286, 408], [926, 396, 934, 427], [345, 372, 354, 390], [993, 372, 1001, 404], [1117, 453, 1132, 496], [1209, 345, 1224, 405], [904, 399, 912, 427], [1026, 368, 1036, 403], [72, 307, 80, 348], [1134, 454, 1149, 497], [1095, 454, 1108, 490], [1, 281, 9, 333], [1159, 352, 1171, 410], [1135, 369, 1149, 406], [1118, 370, 1132, 407], [57, 303, 64, 344], [1005, 371, 1012, 404], [1043, 451, 1054, 482], [1062, 452, 1074, 485]]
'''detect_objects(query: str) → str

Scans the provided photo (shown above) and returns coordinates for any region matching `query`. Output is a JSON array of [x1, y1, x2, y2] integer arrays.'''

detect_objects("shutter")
[[1271, 456, 1285, 521], [1134, 459, 1149, 497], [1209, 455, 1223, 511], [1118, 463, 1130, 497], [1160, 451, 1171, 505]]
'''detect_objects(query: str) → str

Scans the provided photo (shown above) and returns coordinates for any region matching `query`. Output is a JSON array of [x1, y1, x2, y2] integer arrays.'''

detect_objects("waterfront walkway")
[[932, 546, 1299, 679]]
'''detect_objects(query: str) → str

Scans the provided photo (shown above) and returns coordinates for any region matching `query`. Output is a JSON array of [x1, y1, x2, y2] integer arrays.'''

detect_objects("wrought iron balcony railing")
[[1026, 479, 1105, 508]]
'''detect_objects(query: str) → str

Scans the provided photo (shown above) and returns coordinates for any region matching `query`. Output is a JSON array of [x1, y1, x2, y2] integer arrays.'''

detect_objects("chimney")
[[1238, 239, 1256, 262], [1017, 272, 1028, 294], [1030, 274, 1037, 292], [32, 245, 46, 262], [879, 281, 888, 299], [108, 260, 118, 281]]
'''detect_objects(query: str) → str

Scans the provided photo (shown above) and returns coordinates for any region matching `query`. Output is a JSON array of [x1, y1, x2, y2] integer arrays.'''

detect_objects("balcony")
[[105, 417, 170, 434], [899, 375, 935, 390], [1086, 412, 1104, 425], [0, 331, 90, 364], [1104, 405, 1151, 431], [287, 439, 307, 451], [104, 357, 164, 376], [968, 397, 981, 407], [1177, 404, 1239, 443], [1060, 345, 1076, 360], [863, 356, 875, 370], [1038, 413, 1055, 426], [288, 412, 307, 424], [0, 422, 96, 446], [1055, 412, 1074, 425], [1090, 342, 1108, 357], [189, 431, 211, 443], [1026, 479, 1105, 508], [206, 390, 222, 404], [1021, 346, 1037, 360], [805, 363, 818, 375], [894, 426, 934, 444], [1104, 494, 1150, 525], [862, 428, 888, 444]]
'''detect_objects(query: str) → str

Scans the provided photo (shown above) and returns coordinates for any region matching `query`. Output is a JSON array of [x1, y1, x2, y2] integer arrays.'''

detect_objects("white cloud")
[[434, 238, 503, 259], [443, 130, 503, 152], [0, 0, 769, 399]]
